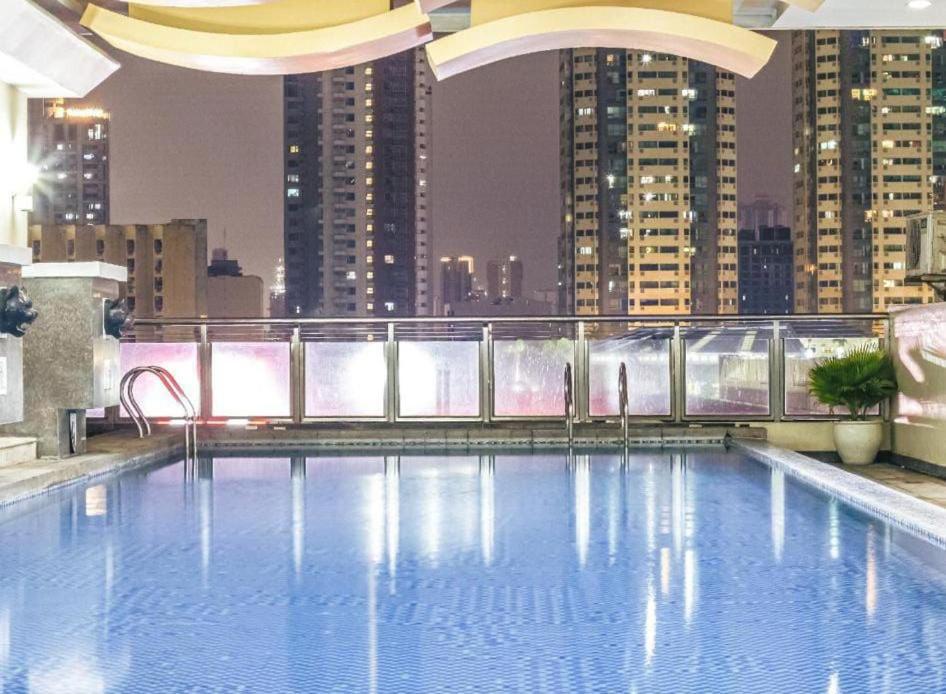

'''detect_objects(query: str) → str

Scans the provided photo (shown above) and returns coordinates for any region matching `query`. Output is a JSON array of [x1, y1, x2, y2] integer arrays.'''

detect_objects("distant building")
[[269, 257, 287, 318], [792, 30, 945, 312], [447, 296, 555, 317], [206, 248, 264, 317], [29, 219, 208, 317], [739, 196, 784, 232], [282, 48, 434, 318], [28, 98, 110, 226], [559, 50, 738, 316], [487, 256, 523, 300], [440, 255, 474, 308], [738, 226, 794, 315]]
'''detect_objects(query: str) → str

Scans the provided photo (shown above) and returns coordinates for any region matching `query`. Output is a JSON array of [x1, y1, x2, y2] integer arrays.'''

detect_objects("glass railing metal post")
[[199, 323, 212, 420], [672, 323, 685, 423], [576, 321, 588, 423], [771, 320, 784, 422], [386, 322, 397, 423], [480, 322, 492, 423], [290, 325, 303, 424]]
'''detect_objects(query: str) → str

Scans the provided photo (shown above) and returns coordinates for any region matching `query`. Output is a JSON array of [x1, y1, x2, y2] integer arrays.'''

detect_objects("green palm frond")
[[808, 346, 898, 421]]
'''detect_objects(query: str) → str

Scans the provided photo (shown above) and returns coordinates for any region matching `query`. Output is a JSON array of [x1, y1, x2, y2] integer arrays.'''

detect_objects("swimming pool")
[[1, 450, 945, 692]]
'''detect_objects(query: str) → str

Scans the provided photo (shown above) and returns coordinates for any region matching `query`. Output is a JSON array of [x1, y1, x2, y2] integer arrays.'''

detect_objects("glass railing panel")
[[119, 342, 201, 417], [685, 324, 771, 417], [209, 324, 292, 418], [587, 323, 672, 417], [396, 323, 481, 418], [116, 324, 202, 418], [492, 322, 575, 417], [303, 323, 387, 418], [783, 320, 883, 416]]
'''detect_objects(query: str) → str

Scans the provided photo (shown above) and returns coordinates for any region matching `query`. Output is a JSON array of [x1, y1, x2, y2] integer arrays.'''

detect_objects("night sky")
[[86, 38, 792, 296]]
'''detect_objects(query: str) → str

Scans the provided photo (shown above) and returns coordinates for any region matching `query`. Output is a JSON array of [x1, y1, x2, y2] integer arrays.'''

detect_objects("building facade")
[[28, 98, 109, 226], [440, 255, 474, 308], [486, 255, 523, 300], [282, 47, 432, 318], [558, 49, 738, 316], [738, 226, 794, 315], [791, 30, 946, 313], [29, 219, 208, 317]]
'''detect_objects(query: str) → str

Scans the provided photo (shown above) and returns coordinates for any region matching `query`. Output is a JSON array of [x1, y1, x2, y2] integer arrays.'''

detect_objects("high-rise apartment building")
[[792, 30, 946, 313], [558, 49, 738, 316], [29, 219, 208, 317], [487, 256, 523, 300], [28, 98, 110, 226], [440, 255, 474, 308], [738, 226, 794, 315], [282, 47, 433, 318]]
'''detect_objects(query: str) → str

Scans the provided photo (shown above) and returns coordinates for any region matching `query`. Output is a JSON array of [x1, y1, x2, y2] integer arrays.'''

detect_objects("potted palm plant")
[[808, 346, 898, 465]]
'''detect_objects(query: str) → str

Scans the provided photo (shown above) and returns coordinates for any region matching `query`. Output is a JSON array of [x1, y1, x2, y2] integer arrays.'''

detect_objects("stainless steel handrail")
[[618, 361, 629, 451], [130, 313, 889, 327], [120, 366, 198, 461], [564, 362, 574, 449]]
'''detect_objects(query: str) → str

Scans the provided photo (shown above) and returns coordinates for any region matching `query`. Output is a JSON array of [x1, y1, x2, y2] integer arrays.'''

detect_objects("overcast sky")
[[85, 39, 792, 296]]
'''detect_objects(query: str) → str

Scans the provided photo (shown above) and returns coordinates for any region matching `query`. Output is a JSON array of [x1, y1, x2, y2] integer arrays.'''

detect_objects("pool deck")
[[842, 462, 946, 510], [0, 431, 183, 507]]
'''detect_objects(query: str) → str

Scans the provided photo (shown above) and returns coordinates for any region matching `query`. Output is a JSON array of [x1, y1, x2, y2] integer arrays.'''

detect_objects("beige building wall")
[[0, 83, 29, 248], [563, 50, 736, 317], [792, 30, 938, 313], [28, 219, 207, 317], [208, 275, 264, 317]]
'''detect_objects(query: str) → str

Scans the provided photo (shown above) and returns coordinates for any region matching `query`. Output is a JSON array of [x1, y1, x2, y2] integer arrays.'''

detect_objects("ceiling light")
[[908, 0, 932, 9]]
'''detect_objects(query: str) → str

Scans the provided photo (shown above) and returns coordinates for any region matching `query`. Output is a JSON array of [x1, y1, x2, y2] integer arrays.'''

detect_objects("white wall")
[[0, 81, 29, 248], [891, 302, 946, 467]]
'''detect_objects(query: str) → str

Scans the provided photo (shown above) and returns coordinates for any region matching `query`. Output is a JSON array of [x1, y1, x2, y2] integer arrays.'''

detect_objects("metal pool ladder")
[[618, 361, 629, 451], [564, 362, 575, 449], [120, 366, 198, 462]]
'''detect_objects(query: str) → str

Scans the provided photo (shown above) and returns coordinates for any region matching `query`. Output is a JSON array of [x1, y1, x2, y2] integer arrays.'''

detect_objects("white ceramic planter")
[[834, 420, 884, 466]]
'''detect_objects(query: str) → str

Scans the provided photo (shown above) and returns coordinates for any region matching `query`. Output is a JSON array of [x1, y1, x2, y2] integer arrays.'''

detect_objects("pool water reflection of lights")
[[1, 450, 946, 692]]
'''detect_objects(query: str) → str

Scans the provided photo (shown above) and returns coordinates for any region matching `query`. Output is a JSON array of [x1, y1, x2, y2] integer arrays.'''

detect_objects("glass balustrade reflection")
[[211, 342, 291, 417], [119, 342, 201, 417], [305, 341, 386, 418], [493, 338, 573, 417], [397, 341, 479, 418], [588, 337, 671, 417], [685, 330, 770, 416]]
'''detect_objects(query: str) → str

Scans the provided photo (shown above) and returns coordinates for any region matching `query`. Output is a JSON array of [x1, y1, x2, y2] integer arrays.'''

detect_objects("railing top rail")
[[131, 313, 890, 328]]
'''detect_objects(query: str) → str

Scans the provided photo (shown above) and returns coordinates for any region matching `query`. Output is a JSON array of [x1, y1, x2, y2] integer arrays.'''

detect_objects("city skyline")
[[74, 41, 793, 308]]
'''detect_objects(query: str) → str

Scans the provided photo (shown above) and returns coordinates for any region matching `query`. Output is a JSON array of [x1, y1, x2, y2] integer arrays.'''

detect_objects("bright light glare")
[[908, 0, 932, 8]]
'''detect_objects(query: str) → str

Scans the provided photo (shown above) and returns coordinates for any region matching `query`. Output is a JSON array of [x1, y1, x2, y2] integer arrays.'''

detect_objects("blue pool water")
[[1, 450, 946, 692]]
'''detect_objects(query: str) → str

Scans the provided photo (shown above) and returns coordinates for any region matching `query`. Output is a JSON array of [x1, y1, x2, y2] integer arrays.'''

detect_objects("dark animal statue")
[[0, 286, 38, 338], [104, 298, 133, 339]]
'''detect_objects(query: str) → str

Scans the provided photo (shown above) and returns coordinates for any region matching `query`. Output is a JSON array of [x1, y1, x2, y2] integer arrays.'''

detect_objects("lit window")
[[384, 302, 395, 312], [289, 144, 300, 154], [287, 188, 300, 198], [384, 254, 395, 264], [287, 174, 300, 183], [346, 271, 356, 280]]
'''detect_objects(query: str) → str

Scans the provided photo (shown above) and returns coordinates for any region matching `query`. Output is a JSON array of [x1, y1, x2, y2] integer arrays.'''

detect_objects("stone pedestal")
[[8, 262, 126, 458], [0, 244, 33, 426]]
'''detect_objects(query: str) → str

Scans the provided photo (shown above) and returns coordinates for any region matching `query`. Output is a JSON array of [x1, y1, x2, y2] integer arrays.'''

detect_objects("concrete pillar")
[[4, 262, 126, 457]]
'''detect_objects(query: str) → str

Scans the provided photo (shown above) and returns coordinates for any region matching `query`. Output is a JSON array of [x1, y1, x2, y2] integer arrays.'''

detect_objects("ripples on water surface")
[[1, 450, 946, 692]]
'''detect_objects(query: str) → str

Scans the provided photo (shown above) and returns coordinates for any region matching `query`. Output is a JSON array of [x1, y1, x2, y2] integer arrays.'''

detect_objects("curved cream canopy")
[[80, 2, 431, 75], [426, 6, 777, 80]]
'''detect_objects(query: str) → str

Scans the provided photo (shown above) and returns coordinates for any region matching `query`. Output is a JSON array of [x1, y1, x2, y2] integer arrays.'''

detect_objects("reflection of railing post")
[[480, 322, 492, 423], [576, 321, 588, 423], [291, 326, 303, 424], [771, 320, 784, 422], [672, 323, 684, 423], [386, 322, 397, 423], [199, 323, 212, 420]]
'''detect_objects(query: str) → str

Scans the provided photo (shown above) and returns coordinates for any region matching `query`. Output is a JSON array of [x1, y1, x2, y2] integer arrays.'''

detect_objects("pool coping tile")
[[734, 439, 946, 549]]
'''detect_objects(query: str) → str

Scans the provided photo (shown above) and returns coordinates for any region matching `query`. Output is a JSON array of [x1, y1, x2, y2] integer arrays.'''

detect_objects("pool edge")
[[733, 439, 946, 549]]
